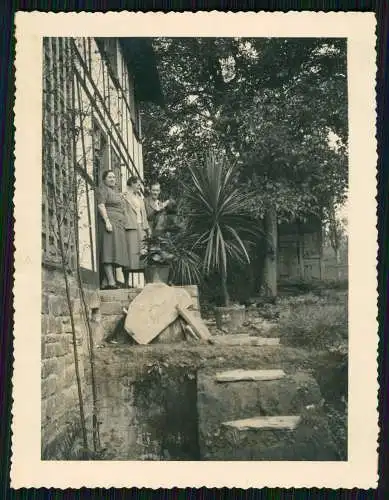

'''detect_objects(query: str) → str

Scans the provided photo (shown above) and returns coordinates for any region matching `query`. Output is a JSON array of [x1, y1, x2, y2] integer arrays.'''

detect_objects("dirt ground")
[[93, 286, 348, 461]]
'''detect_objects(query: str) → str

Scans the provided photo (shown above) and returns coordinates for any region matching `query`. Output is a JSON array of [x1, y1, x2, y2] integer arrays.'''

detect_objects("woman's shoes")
[[102, 284, 118, 290]]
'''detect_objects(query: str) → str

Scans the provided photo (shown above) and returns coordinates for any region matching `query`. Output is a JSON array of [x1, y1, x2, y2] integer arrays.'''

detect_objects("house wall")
[[41, 265, 101, 459], [72, 37, 144, 287], [41, 37, 148, 458]]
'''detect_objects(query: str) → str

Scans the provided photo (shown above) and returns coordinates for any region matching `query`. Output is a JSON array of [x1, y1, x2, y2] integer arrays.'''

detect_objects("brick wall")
[[41, 265, 100, 459], [41, 277, 200, 459]]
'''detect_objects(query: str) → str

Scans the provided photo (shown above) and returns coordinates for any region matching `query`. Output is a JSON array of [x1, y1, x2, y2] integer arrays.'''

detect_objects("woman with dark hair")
[[96, 170, 129, 290], [123, 175, 150, 284]]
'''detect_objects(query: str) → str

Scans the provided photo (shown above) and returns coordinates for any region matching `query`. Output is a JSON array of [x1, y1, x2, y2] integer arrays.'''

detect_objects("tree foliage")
[[141, 37, 348, 222]]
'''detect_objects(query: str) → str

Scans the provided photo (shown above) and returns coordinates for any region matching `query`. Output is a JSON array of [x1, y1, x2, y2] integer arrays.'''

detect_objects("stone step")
[[212, 334, 280, 346], [99, 289, 141, 303], [215, 369, 285, 383], [99, 301, 128, 316], [99, 287, 201, 315], [221, 415, 301, 431]]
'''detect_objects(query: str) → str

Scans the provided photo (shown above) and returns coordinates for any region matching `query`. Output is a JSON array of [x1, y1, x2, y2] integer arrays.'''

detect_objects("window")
[[128, 73, 140, 137], [92, 120, 108, 185], [96, 37, 119, 84]]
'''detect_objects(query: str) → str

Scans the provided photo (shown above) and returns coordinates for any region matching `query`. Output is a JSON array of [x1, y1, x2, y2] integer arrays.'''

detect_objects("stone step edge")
[[215, 369, 286, 383], [100, 286, 199, 300], [99, 290, 143, 301], [212, 336, 280, 346], [221, 415, 301, 431]]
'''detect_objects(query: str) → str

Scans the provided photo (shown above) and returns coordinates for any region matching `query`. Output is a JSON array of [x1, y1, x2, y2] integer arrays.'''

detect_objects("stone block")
[[177, 306, 211, 340], [41, 315, 49, 335], [87, 290, 101, 309], [42, 294, 49, 314], [49, 296, 70, 317], [101, 314, 122, 328], [71, 299, 82, 315], [48, 315, 60, 334], [55, 317, 64, 333], [63, 366, 76, 388], [215, 369, 286, 383], [100, 301, 126, 316], [44, 333, 59, 344], [222, 415, 301, 431], [42, 375, 58, 398], [212, 409, 338, 460], [41, 398, 47, 420], [59, 334, 71, 354], [100, 289, 141, 303], [42, 358, 59, 379], [44, 342, 66, 359], [64, 352, 75, 367], [62, 319, 81, 335], [90, 320, 106, 345], [57, 356, 66, 376], [44, 395, 56, 420], [124, 283, 192, 345], [211, 334, 280, 346]]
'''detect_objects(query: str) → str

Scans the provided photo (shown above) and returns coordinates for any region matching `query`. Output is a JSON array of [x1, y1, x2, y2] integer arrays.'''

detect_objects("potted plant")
[[183, 151, 262, 332], [141, 233, 175, 284]]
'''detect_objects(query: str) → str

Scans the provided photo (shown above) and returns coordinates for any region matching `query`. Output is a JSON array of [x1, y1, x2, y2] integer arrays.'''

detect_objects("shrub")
[[278, 302, 348, 350]]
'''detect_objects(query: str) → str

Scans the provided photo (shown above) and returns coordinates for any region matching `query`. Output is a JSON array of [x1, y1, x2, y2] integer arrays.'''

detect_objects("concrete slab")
[[177, 306, 211, 340], [215, 369, 285, 383], [222, 415, 301, 431], [212, 335, 280, 346], [124, 283, 192, 345]]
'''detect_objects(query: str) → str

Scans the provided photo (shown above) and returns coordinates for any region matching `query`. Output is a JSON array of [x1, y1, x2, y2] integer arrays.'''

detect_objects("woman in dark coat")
[[97, 170, 129, 289]]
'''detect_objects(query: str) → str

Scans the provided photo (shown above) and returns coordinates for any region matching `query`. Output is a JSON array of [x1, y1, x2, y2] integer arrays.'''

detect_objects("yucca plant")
[[183, 151, 262, 306]]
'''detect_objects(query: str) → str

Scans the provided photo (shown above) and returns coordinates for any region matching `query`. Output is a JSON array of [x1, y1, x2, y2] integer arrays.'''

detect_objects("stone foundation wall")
[[41, 265, 100, 459], [41, 276, 201, 458], [98, 285, 201, 345]]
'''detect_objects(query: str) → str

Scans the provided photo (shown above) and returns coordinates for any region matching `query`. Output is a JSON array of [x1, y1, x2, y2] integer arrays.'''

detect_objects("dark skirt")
[[125, 226, 146, 271], [99, 209, 128, 267]]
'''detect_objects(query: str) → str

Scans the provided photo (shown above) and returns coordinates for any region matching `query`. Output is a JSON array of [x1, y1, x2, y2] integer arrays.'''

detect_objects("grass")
[[250, 287, 348, 460], [277, 301, 348, 351]]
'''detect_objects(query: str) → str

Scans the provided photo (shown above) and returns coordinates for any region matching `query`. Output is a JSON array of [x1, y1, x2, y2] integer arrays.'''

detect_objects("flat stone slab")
[[215, 369, 285, 383], [177, 306, 211, 341], [124, 283, 192, 345], [212, 334, 280, 346], [222, 415, 301, 431]]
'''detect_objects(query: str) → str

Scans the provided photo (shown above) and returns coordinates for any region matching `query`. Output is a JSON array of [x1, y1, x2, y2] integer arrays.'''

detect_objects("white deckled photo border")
[[12, 11, 378, 489]]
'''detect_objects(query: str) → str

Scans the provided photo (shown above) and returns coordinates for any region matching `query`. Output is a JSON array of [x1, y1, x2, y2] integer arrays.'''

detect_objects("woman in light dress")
[[122, 176, 150, 287]]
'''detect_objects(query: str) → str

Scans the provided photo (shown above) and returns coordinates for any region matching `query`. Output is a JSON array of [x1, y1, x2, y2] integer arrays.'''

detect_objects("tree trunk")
[[319, 226, 324, 280], [221, 266, 230, 307], [263, 209, 278, 298], [297, 221, 305, 280]]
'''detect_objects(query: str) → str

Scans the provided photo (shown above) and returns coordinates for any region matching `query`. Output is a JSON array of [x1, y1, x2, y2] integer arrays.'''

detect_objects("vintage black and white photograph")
[[12, 11, 378, 489], [40, 34, 349, 462]]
